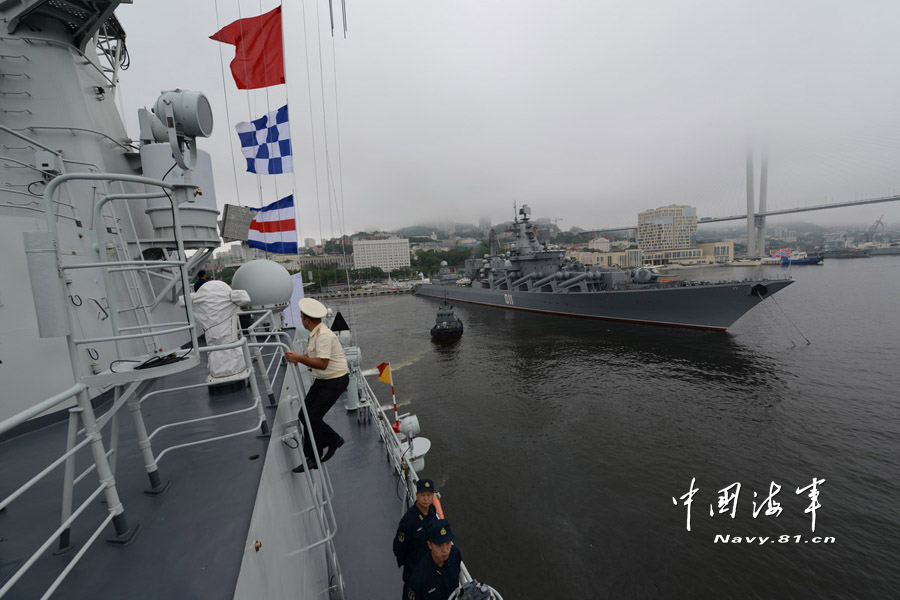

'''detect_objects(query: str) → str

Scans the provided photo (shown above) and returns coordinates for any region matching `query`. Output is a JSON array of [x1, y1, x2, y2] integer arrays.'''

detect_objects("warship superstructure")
[[0, 2, 496, 598], [415, 205, 794, 331]]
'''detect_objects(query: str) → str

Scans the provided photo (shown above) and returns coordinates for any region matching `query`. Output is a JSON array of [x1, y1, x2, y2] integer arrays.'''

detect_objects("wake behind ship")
[[415, 205, 793, 331]]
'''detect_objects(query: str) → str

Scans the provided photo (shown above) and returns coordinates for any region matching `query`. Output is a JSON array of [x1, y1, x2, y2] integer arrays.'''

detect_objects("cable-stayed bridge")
[[696, 194, 900, 223], [581, 193, 900, 239]]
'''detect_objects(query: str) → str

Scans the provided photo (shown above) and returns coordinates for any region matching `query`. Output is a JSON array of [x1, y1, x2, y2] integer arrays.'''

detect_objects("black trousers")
[[300, 374, 349, 460]]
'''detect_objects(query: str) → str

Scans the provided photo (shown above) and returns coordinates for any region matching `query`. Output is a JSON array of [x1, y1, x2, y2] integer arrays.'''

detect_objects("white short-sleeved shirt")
[[307, 322, 349, 380]]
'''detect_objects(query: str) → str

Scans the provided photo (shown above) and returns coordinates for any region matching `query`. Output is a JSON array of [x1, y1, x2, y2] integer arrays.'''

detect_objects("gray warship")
[[415, 205, 793, 331], [0, 2, 498, 598]]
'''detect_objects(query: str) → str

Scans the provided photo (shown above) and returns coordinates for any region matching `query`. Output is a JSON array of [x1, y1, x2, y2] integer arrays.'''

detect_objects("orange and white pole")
[[389, 368, 400, 432], [377, 362, 401, 432]]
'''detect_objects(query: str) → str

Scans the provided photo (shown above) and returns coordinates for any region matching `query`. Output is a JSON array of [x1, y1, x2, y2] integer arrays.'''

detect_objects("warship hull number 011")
[[0, 1, 500, 599], [415, 205, 793, 331]]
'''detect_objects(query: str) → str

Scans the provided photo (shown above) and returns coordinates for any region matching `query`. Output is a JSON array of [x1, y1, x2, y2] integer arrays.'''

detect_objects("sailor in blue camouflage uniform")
[[393, 479, 439, 599], [407, 519, 462, 600]]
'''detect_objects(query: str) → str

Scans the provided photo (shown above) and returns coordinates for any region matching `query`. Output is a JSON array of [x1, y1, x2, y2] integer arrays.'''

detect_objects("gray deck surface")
[[1, 352, 414, 599], [327, 406, 411, 600], [0, 354, 275, 599]]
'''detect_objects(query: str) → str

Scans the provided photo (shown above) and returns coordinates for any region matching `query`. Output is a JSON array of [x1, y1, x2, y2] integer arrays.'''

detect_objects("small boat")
[[782, 255, 824, 265], [431, 301, 464, 341], [771, 249, 824, 265]]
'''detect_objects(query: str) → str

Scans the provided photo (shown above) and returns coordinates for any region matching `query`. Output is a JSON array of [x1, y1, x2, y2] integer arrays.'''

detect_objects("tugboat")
[[431, 302, 464, 341]]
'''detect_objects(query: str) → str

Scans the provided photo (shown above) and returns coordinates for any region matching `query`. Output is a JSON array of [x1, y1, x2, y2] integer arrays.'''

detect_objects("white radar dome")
[[231, 260, 293, 309]]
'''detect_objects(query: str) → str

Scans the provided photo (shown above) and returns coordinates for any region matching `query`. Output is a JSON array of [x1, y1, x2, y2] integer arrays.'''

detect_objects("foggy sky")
[[117, 1, 900, 240]]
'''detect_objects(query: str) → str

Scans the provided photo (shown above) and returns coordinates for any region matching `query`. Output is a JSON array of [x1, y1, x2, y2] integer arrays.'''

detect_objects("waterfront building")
[[641, 248, 702, 264], [638, 205, 698, 251], [638, 205, 701, 264], [824, 234, 850, 249], [352, 237, 412, 271], [211, 242, 269, 267], [589, 249, 644, 268], [697, 241, 734, 263], [274, 254, 354, 271], [304, 238, 316, 248], [588, 237, 611, 252]]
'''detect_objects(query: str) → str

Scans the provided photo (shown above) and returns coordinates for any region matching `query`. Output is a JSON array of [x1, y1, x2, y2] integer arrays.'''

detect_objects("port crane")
[[865, 216, 885, 242]]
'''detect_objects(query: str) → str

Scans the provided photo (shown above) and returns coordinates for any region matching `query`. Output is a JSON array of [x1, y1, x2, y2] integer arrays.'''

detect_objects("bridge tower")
[[745, 150, 769, 257]]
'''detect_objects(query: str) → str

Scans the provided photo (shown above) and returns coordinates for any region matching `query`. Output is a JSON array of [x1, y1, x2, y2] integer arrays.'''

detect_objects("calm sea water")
[[340, 256, 900, 599]]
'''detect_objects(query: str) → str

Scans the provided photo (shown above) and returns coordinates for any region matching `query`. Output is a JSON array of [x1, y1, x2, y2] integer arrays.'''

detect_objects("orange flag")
[[377, 362, 392, 384]]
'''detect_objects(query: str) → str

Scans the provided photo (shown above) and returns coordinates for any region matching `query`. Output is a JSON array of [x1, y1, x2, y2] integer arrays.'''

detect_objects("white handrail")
[[0, 435, 93, 511], [358, 374, 480, 588], [0, 383, 85, 436], [148, 401, 261, 442], [154, 416, 266, 463], [39, 511, 117, 600], [0, 483, 107, 597]]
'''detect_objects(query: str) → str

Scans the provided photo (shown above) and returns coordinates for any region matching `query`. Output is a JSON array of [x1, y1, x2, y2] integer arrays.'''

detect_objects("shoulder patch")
[[398, 532, 405, 542]]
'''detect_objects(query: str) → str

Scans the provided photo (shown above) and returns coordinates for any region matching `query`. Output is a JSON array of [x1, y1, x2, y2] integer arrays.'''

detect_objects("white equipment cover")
[[181, 281, 252, 381], [284, 272, 305, 328]]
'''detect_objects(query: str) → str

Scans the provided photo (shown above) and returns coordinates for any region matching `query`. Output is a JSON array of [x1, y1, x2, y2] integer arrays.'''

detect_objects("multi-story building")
[[638, 205, 697, 250], [638, 205, 700, 264], [211, 243, 270, 268], [304, 238, 316, 248], [352, 237, 411, 271], [274, 254, 354, 271]]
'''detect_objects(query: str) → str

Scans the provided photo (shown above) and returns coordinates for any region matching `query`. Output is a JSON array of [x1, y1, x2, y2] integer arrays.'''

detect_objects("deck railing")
[[0, 337, 269, 599], [357, 375, 503, 598], [246, 336, 345, 599]]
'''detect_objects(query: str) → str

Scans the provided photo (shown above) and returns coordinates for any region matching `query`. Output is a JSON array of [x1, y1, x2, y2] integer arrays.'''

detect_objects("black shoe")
[[320, 437, 345, 463], [291, 458, 318, 473]]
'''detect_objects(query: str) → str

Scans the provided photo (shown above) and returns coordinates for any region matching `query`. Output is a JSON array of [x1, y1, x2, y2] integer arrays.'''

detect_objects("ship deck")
[[0, 343, 405, 599]]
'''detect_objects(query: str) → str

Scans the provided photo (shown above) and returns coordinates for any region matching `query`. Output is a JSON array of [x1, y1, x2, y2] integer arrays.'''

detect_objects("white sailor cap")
[[298, 297, 328, 319]]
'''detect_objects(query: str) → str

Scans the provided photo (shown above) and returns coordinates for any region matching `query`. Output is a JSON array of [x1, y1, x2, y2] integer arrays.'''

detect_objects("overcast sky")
[[117, 1, 900, 240]]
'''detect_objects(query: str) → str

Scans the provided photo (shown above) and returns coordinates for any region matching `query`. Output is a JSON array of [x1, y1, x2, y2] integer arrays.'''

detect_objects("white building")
[[304, 238, 316, 248], [352, 237, 411, 271], [588, 237, 611, 251], [212, 243, 268, 267]]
